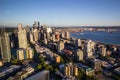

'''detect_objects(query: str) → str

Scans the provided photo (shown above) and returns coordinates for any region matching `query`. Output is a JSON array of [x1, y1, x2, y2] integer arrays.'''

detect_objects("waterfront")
[[70, 30, 120, 45]]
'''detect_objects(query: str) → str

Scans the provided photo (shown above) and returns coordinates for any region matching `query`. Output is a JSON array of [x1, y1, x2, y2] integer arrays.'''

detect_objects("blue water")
[[70, 31, 120, 45]]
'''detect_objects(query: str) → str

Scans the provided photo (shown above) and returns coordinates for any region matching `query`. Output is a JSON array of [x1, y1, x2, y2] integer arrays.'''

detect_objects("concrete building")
[[43, 39, 48, 45], [12, 67, 34, 80], [0, 65, 20, 80], [58, 41, 64, 53], [55, 32, 60, 41], [17, 48, 34, 60], [65, 31, 70, 39], [26, 48, 34, 59], [33, 21, 40, 29], [64, 63, 78, 77], [0, 32, 11, 62], [54, 54, 60, 63], [61, 32, 65, 38], [32, 29, 39, 42], [46, 27, 52, 33], [25, 70, 49, 80], [99, 45, 106, 57], [18, 23, 28, 49], [52, 34, 56, 42], [77, 63, 95, 76], [113, 67, 120, 76], [84, 40, 95, 58], [17, 49, 24, 60], [0, 60, 3, 67], [87, 59, 102, 72], [76, 49, 83, 61], [76, 39, 81, 48], [30, 31, 34, 43]]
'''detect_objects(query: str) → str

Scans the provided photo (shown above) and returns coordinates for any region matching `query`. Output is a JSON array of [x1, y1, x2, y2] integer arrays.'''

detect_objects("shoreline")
[[70, 36, 120, 47]]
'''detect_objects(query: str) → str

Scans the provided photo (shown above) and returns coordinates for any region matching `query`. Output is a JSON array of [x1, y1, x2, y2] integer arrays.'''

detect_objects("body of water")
[[70, 31, 120, 45]]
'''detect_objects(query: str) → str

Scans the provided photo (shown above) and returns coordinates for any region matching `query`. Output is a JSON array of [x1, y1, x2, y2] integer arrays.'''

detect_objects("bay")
[[70, 31, 120, 45]]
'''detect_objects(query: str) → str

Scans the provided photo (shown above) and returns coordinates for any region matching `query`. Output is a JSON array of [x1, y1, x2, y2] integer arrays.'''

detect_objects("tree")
[[38, 56, 45, 63], [42, 62, 47, 67], [60, 57, 64, 63], [11, 59, 19, 64], [37, 64, 42, 70], [45, 65, 53, 71]]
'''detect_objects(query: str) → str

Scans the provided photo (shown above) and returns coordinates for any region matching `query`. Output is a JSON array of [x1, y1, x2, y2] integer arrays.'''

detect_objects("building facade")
[[18, 23, 28, 49], [0, 33, 11, 62]]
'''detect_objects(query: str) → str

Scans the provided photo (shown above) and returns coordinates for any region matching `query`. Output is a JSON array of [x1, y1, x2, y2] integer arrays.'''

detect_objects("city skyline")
[[0, 0, 120, 27]]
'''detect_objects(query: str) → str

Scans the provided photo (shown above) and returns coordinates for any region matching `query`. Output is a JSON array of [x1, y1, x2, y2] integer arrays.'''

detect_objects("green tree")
[[11, 59, 19, 64], [45, 65, 53, 71], [60, 57, 64, 64], [37, 64, 42, 70]]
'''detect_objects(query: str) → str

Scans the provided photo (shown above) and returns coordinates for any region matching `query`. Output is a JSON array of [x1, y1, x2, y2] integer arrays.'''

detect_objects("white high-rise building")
[[61, 32, 65, 38], [52, 34, 56, 42], [33, 29, 39, 42], [0, 33, 11, 62], [84, 40, 95, 58], [76, 49, 83, 61], [18, 23, 28, 49], [17, 49, 24, 60], [65, 31, 70, 39], [30, 31, 34, 43], [26, 48, 34, 59], [76, 39, 81, 48], [58, 41, 64, 53], [99, 45, 106, 57]]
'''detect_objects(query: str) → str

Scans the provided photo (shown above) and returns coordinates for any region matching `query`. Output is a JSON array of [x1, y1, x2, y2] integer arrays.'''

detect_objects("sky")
[[0, 0, 120, 27]]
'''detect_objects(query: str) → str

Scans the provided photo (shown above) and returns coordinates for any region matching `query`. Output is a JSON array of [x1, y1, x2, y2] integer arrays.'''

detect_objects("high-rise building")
[[25, 70, 49, 80], [17, 49, 24, 60], [32, 29, 39, 42], [76, 49, 83, 61], [99, 45, 106, 57], [0, 33, 11, 62], [33, 21, 40, 29], [55, 33, 60, 41], [64, 63, 78, 77], [87, 59, 102, 72], [65, 31, 70, 39], [76, 39, 81, 48], [52, 34, 56, 42], [10, 32, 18, 49], [61, 32, 65, 38], [30, 31, 34, 43], [17, 48, 34, 60], [18, 23, 28, 49], [0, 60, 3, 67], [84, 40, 95, 58], [54, 55, 60, 63], [58, 41, 64, 53], [43, 39, 48, 45], [26, 48, 34, 59], [46, 27, 52, 33], [43, 33, 47, 40]]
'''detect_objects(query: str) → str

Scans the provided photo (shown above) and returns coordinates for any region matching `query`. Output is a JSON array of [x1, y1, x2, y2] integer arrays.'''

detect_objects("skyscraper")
[[61, 32, 65, 38], [18, 23, 28, 49], [99, 45, 106, 57], [17, 49, 24, 60], [76, 39, 81, 48], [65, 31, 70, 39], [32, 29, 39, 42], [33, 21, 40, 29], [64, 63, 78, 77], [58, 41, 64, 53], [76, 49, 83, 61], [84, 40, 94, 58], [0, 32, 11, 62]]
